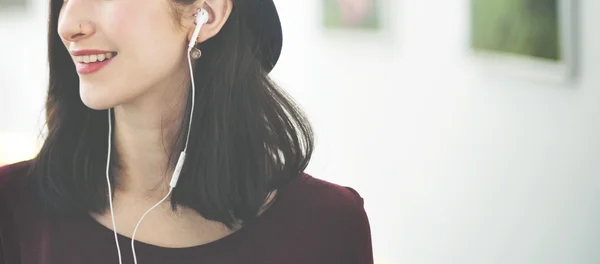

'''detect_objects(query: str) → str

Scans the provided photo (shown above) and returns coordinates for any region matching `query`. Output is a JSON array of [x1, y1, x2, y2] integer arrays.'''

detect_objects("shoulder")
[[279, 172, 370, 226], [0, 160, 58, 262], [273, 173, 373, 261], [0, 160, 32, 194], [0, 160, 37, 218], [286, 173, 365, 209]]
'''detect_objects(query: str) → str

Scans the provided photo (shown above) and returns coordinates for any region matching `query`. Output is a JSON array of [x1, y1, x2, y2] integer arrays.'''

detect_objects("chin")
[[79, 83, 122, 111]]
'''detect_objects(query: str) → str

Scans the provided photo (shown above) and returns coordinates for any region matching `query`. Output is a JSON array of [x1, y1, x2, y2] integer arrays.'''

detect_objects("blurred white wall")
[[0, 1, 48, 162], [274, 0, 600, 263], [2, 0, 600, 263]]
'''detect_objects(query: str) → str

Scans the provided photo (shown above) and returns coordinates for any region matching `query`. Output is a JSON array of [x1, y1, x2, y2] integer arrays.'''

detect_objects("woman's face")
[[58, 0, 193, 110]]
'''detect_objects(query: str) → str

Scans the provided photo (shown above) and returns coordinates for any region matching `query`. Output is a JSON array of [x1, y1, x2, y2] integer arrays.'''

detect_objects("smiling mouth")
[[75, 52, 118, 64]]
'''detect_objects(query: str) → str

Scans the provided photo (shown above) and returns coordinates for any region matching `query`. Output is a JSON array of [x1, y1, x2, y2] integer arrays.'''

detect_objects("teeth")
[[75, 52, 116, 64]]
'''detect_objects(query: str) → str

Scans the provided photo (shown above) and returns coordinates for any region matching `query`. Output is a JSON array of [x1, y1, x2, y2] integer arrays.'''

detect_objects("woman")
[[0, 0, 373, 263]]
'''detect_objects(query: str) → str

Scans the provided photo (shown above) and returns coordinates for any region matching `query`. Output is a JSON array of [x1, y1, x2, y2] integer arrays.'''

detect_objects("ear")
[[186, 0, 233, 44]]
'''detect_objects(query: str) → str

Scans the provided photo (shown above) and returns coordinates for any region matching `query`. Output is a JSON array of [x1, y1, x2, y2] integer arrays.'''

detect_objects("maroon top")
[[0, 160, 373, 264]]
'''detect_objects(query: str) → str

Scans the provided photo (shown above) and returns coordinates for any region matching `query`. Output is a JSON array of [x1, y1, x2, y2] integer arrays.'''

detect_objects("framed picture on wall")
[[469, 0, 577, 83], [322, 0, 382, 31], [0, 0, 28, 12]]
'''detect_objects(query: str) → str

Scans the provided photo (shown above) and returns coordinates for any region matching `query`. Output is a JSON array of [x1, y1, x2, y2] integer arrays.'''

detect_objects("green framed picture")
[[323, 0, 380, 30], [469, 0, 576, 81]]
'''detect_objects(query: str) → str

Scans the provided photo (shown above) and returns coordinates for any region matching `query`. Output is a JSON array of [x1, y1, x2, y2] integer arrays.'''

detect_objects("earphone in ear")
[[188, 8, 210, 50]]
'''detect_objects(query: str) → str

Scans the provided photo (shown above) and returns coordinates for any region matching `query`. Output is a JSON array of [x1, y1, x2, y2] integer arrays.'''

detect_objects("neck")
[[112, 88, 189, 199]]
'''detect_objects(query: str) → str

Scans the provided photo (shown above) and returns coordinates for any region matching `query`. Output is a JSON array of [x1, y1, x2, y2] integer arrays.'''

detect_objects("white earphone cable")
[[106, 109, 124, 264], [108, 9, 205, 264], [131, 187, 173, 264], [129, 36, 198, 264], [184, 45, 196, 153]]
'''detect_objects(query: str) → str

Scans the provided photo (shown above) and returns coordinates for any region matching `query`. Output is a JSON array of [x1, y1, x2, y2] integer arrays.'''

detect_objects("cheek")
[[100, 5, 187, 93], [104, 4, 142, 47], [106, 2, 182, 52]]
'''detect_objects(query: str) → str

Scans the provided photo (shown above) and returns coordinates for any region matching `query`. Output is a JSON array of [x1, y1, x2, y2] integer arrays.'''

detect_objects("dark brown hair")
[[30, 0, 314, 229]]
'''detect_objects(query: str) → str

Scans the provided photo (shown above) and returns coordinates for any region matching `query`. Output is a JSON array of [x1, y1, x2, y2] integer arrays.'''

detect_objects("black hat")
[[241, 0, 283, 73]]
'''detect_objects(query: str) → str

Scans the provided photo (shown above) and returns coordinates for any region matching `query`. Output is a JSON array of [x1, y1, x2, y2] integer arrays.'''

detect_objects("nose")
[[57, 0, 96, 43]]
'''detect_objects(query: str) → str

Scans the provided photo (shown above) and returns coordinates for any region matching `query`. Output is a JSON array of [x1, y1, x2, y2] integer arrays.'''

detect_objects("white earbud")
[[188, 8, 209, 49]]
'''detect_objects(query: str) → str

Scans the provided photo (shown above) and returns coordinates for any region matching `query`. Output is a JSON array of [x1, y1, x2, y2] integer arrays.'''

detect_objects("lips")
[[71, 49, 118, 75]]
